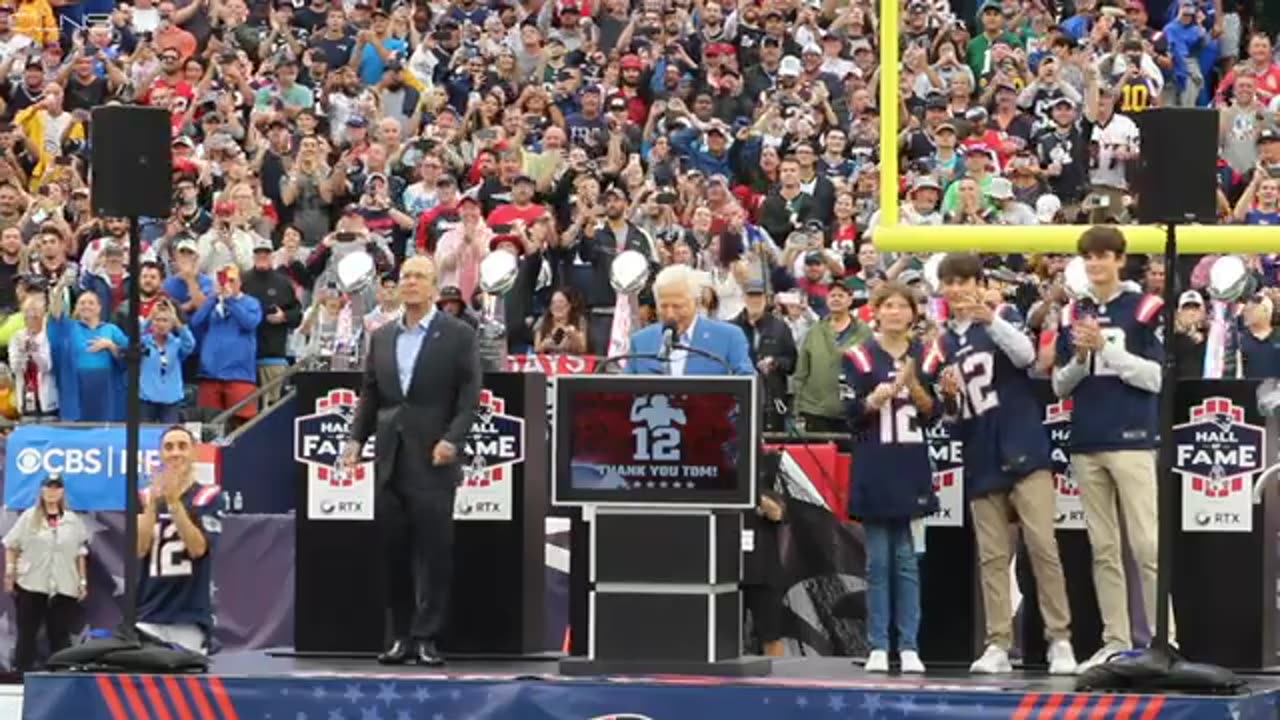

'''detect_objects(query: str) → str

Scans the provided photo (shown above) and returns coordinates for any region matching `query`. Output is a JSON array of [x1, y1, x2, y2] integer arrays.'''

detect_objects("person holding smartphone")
[[533, 287, 586, 354], [139, 300, 196, 423]]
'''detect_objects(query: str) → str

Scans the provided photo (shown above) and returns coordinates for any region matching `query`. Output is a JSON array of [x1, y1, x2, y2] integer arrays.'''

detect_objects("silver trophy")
[[477, 249, 519, 341]]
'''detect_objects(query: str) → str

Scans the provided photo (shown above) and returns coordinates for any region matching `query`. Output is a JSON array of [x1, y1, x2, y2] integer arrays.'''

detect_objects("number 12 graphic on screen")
[[630, 394, 686, 462], [150, 521, 193, 578]]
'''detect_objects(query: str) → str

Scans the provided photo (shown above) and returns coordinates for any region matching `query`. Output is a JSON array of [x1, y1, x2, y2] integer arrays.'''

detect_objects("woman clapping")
[[842, 282, 940, 674]]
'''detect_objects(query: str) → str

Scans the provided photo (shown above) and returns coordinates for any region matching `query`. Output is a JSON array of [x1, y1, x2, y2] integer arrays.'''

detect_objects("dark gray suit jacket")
[[349, 312, 483, 489]]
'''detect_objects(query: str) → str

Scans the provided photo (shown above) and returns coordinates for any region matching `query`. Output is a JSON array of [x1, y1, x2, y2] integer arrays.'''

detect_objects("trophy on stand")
[[1205, 255, 1253, 380], [605, 250, 651, 369], [330, 251, 376, 370], [477, 249, 519, 371]]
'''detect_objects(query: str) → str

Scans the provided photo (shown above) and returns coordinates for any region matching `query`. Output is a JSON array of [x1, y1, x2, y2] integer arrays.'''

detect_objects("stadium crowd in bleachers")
[[0, 0, 1271, 426]]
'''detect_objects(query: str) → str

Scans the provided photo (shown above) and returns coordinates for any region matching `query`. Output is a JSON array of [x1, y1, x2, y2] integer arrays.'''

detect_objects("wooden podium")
[[291, 371, 549, 657]]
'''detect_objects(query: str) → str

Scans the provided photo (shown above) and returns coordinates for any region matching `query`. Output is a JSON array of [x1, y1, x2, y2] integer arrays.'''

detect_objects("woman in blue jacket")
[[139, 299, 197, 424], [48, 282, 128, 422], [842, 281, 940, 675]]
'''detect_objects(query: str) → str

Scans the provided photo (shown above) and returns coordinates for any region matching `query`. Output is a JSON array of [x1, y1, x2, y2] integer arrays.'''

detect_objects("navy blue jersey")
[[936, 306, 1053, 497], [137, 483, 222, 637], [1240, 328, 1280, 379], [842, 339, 940, 521], [1055, 290, 1163, 451]]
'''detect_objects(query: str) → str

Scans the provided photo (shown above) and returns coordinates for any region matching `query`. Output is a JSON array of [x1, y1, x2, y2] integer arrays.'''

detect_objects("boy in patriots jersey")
[[136, 426, 222, 655], [933, 253, 1076, 675], [1053, 226, 1173, 671], [841, 282, 938, 675]]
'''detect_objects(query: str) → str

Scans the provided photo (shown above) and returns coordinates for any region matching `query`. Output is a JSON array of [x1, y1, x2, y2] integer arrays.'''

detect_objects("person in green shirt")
[[792, 282, 872, 433], [967, 0, 1022, 78], [942, 145, 997, 214]]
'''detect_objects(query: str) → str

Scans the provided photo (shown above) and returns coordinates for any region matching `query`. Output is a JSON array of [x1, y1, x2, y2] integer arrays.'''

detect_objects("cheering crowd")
[[0, 0, 1268, 425], [0, 0, 1270, 678]]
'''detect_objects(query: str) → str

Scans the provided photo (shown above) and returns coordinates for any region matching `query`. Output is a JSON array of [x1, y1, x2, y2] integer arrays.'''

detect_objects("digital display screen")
[[553, 376, 757, 508]]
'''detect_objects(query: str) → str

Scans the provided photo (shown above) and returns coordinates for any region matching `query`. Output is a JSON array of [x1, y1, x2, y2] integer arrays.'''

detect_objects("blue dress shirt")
[[395, 310, 436, 395]]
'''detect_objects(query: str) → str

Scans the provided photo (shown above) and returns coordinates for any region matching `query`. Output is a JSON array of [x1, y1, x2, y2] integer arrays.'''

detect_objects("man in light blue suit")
[[624, 265, 755, 376]]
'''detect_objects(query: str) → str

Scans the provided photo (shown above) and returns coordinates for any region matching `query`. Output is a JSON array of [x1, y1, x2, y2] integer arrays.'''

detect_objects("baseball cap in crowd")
[[175, 236, 199, 254], [1179, 290, 1204, 308], [965, 143, 991, 157], [172, 136, 195, 150], [849, 38, 874, 54], [778, 56, 802, 77], [744, 278, 767, 295], [802, 43, 822, 57], [925, 94, 948, 110], [910, 175, 941, 193], [253, 237, 274, 253], [1050, 96, 1077, 111], [1259, 128, 1280, 145], [988, 177, 1015, 200], [965, 107, 989, 122], [1035, 194, 1062, 223], [346, 115, 369, 128], [620, 54, 644, 70], [803, 250, 825, 265], [935, 120, 957, 135], [980, 0, 1002, 12], [42, 472, 63, 487], [437, 286, 464, 306]]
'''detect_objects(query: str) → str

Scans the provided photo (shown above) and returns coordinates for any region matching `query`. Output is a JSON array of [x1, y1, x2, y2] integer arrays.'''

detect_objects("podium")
[[552, 375, 771, 676], [291, 370, 549, 656]]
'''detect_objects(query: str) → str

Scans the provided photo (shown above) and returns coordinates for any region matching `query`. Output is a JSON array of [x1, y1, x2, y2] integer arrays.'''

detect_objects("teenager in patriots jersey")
[[136, 425, 223, 655], [841, 282, 938, 675], [1053, 226, 1173, 672], [933, 253, 1077, 675]]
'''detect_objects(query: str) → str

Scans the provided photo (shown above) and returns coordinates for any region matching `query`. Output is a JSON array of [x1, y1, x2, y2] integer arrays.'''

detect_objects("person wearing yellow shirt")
[[7, 0, 56, 46], [13, 84, 82, 191]]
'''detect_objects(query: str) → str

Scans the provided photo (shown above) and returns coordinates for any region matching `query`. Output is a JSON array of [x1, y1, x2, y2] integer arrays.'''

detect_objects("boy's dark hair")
[[1077, 226, 1127, 257], [870, 280, 920, 320], [937, 252, 984, 283], [160, 425, 196, 445]]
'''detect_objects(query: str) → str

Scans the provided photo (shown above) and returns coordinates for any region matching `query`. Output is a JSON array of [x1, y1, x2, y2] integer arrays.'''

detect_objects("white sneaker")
[[899, 650, 926, 674], [1047, 640, 1078, 675], [969, 644, 1012, 674], [1078, 643, 1129, 673], [864, 649, 889, 673]]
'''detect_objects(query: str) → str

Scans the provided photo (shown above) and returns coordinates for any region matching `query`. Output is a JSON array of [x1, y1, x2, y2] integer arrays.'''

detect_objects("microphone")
[[658, 320, 677, 361]]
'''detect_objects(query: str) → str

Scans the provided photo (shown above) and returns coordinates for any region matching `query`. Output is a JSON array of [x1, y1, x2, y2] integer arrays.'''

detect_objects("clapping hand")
[[938, 364, 963, 398], [866, 382, 897, 409], [1072, 317, 1104, 359], [87, 337, 117, 354]]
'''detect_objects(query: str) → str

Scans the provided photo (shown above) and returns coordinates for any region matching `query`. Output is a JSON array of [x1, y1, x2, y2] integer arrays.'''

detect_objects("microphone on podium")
[[658, 320, 678, 362]]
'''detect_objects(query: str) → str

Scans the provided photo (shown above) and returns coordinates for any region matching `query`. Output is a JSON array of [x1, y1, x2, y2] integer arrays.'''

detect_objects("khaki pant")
[[256, 364, 289, 409], [1073, 450, 1176, 648], [970, 470, 1072, 651]]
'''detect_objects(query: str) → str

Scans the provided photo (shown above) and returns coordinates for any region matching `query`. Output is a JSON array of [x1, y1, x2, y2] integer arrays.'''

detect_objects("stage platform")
[[20, 651, 1280, 720]]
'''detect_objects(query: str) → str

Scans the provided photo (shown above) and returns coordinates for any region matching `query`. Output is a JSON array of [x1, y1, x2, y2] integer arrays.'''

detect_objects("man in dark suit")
[[343, 255, 482, 667]]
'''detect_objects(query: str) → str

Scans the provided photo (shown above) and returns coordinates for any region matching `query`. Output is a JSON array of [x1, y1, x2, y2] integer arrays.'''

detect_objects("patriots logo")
[[1173, 397, 1265, 500]]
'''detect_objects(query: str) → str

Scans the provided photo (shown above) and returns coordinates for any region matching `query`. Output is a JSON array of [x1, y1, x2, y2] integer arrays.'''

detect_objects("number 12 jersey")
[[137, 483, 223, 639]]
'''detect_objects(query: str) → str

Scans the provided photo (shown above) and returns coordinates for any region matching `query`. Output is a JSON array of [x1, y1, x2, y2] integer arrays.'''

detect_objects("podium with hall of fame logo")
[[551, 374, 771, 676]]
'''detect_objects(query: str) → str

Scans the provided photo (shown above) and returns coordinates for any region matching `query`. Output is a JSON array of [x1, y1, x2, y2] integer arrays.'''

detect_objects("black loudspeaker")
[[90, 105, 173, 218], [1135, 108, 1218, 224]]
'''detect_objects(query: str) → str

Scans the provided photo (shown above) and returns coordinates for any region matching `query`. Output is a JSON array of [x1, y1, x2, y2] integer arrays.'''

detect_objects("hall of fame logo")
[[1044, 398, 1084, 530], [295, 388, 375, 521], [455, 389, 525, 521], [925, 424, 963, 527], [1174, 397, 1264, 533]]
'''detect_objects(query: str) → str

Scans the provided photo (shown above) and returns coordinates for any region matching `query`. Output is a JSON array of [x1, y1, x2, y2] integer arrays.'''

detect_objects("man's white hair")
[[651, 264, 709, 300]]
